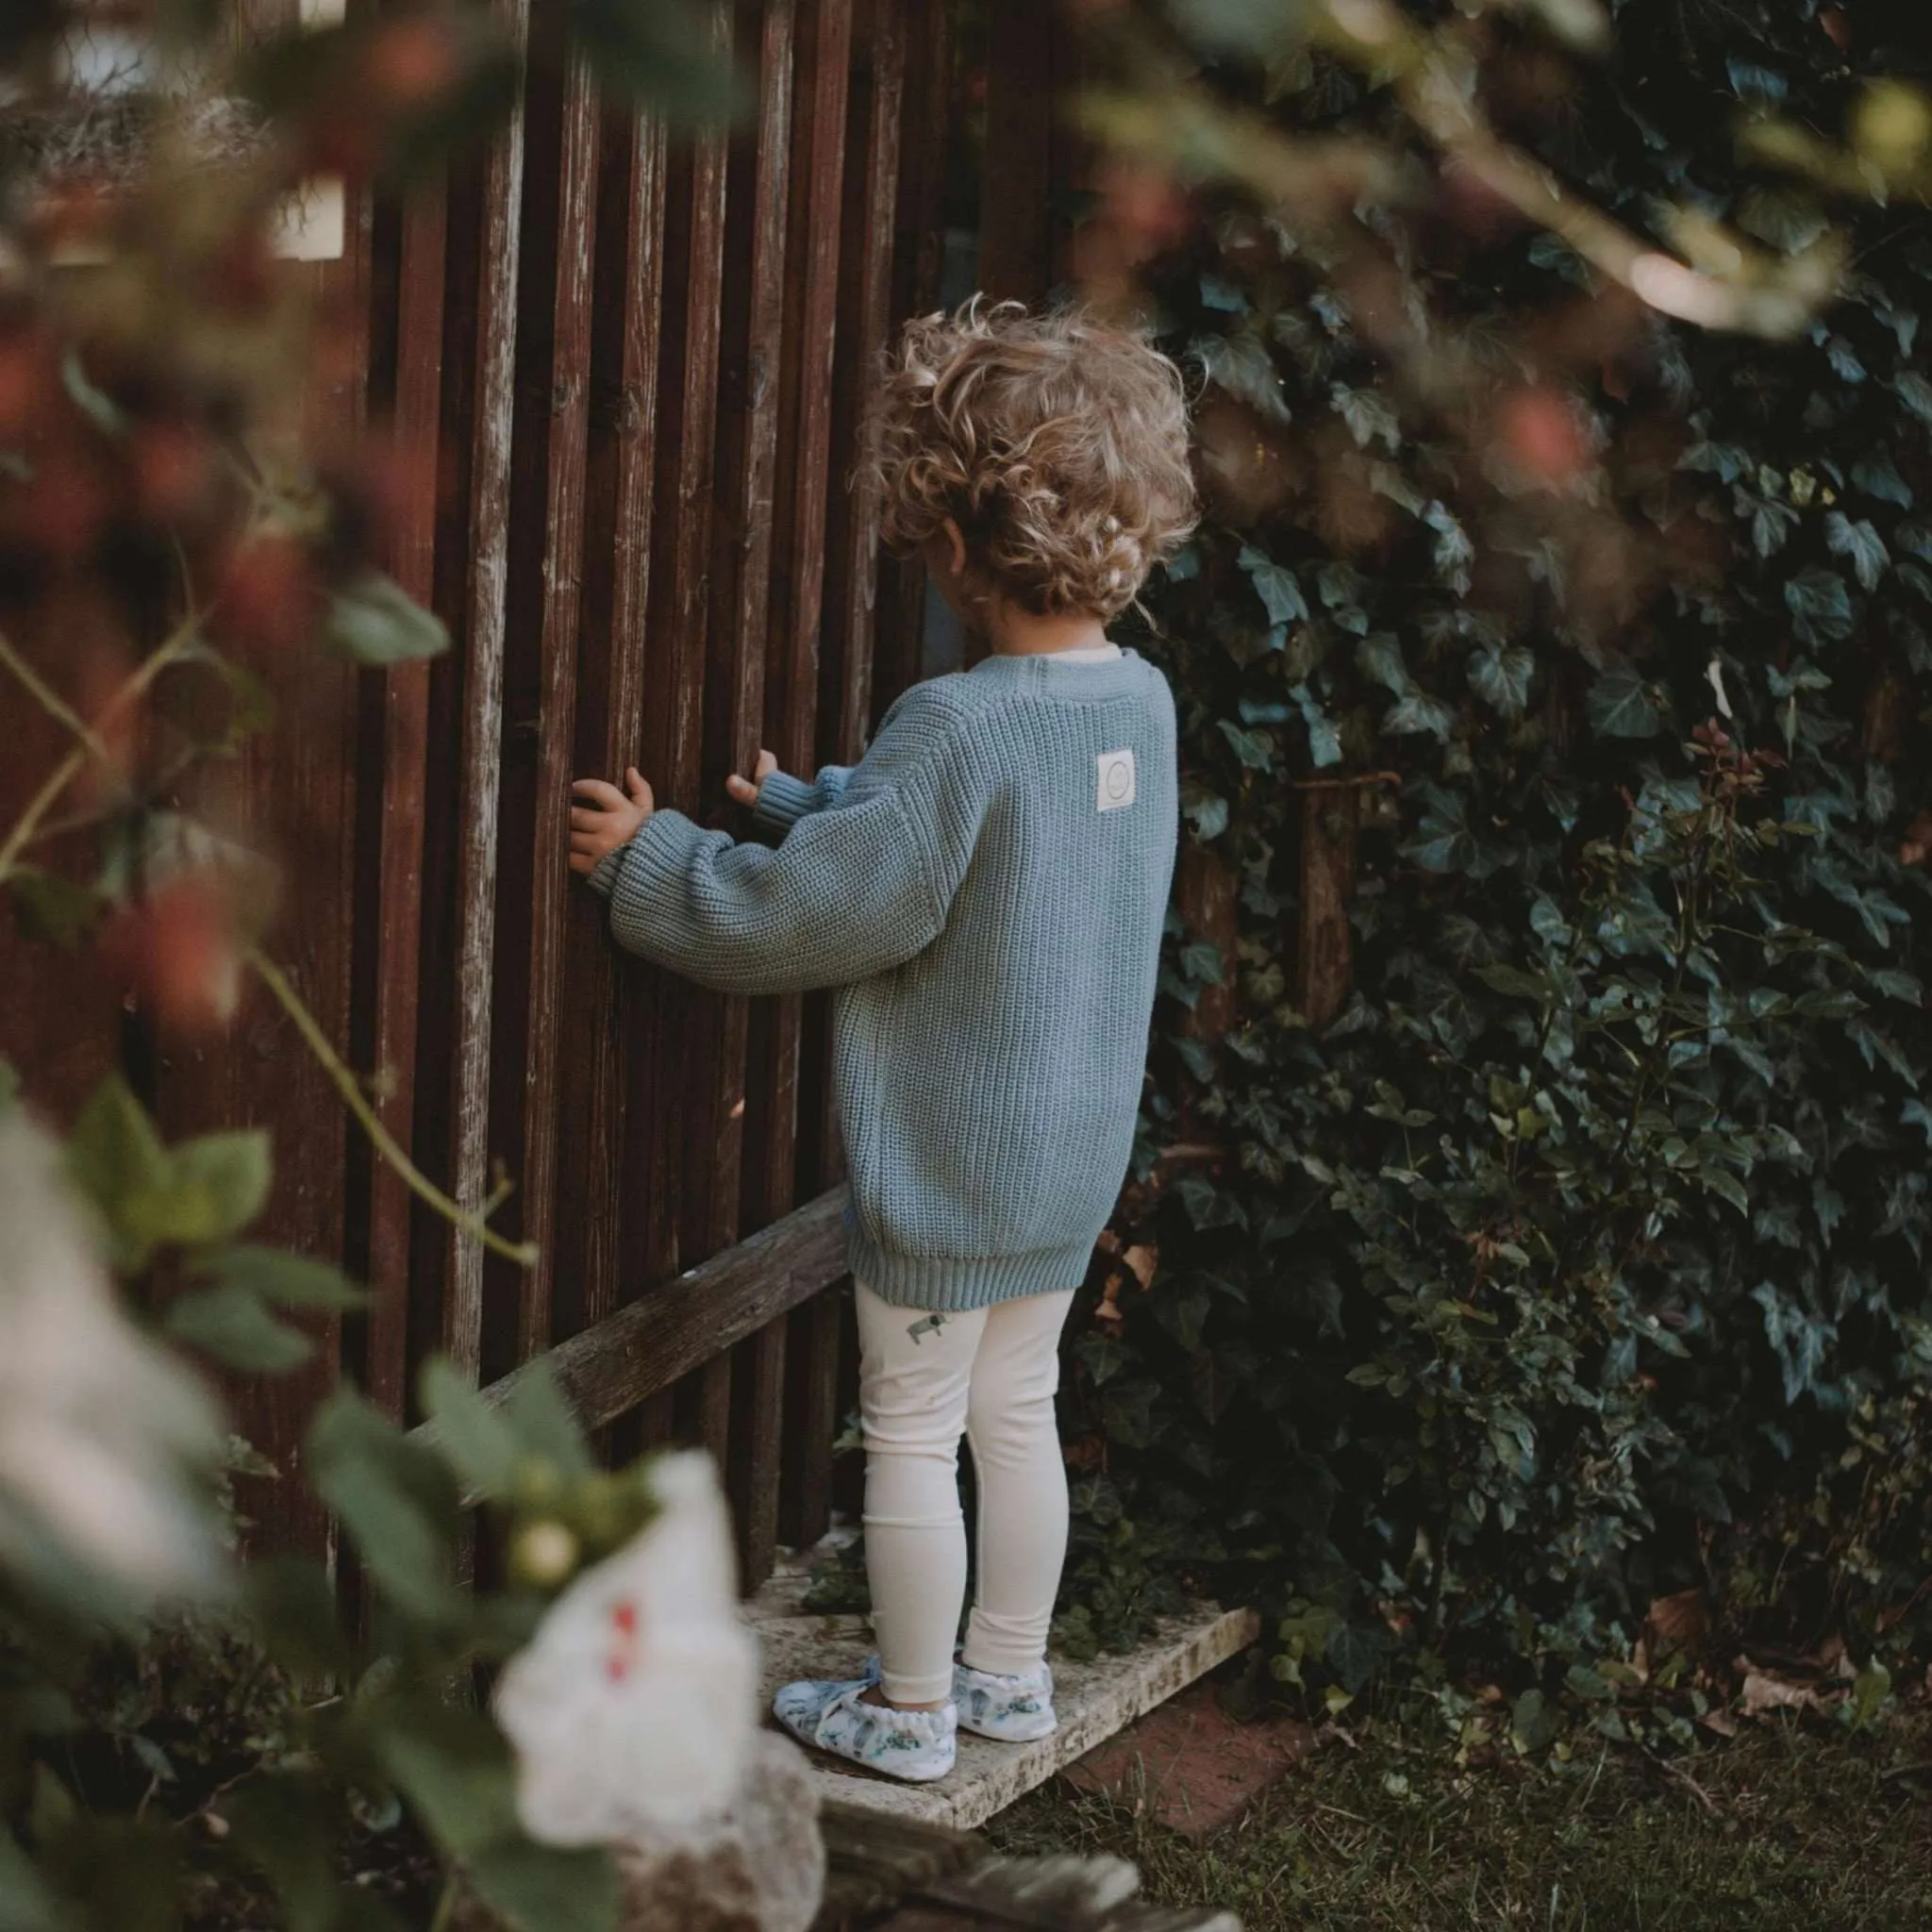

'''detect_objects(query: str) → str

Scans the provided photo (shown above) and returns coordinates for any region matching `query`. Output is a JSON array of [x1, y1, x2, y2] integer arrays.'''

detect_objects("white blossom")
[[0, 1109, 227, 1604], [492, 1450, 759, 1847]]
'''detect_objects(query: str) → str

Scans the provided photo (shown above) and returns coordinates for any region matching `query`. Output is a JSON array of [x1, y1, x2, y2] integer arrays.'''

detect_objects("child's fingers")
[[624, 766, 653, 807], [572, 776, 627, 809], [724, 774, 758, 805], [570, 831, 610, 857], [568, 850, 595, 875], [755, 748, 777, 780], [569, 806, 612, 831]]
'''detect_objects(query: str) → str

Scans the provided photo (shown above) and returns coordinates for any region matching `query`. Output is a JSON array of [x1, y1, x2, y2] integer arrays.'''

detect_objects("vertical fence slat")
[[515, 49, 603, 1363], [870, 0, 950, 723], [448, 0, 531, 1381], [822, 0, 903, 783], [641, 9, 733, 1454], [699, 0, 796, 1583], [781, 0, 908, 1551], [364, 180, 446, 1419], [753, 0, 855, 1558], [547, 107, 669, 1359]]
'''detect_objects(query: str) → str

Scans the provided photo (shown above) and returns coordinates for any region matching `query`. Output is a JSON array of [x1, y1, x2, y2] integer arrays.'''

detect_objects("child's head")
[[869, 299, 1195, 625]]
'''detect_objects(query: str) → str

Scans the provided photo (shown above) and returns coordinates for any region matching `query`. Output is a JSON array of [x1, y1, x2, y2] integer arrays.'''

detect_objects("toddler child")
[[568, 299, 1195, 1781]]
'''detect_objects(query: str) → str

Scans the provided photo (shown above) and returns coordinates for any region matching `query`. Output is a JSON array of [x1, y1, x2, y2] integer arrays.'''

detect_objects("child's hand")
[[724, 748, 779, 809], [569, 767, 653, 875]]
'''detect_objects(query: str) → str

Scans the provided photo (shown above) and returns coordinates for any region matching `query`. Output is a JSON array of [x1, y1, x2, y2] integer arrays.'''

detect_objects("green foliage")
[[1069, 0, 1932, 1699], [2, 1074, 669, 1929]]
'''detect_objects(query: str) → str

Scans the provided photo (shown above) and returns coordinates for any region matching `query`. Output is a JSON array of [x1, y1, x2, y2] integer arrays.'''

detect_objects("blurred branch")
[[1087, 0, 1844, 341], [0, 629, 110, 764], [0, 617, 196, 888], [244, 945, 540, 1271]]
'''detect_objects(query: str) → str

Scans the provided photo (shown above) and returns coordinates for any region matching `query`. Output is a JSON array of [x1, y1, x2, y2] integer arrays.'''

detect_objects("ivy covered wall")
[[1065, 0, 1932, 1703]]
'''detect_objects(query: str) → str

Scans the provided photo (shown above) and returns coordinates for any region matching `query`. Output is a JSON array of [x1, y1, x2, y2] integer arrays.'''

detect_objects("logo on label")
[[1096, 748, 1137, 811]]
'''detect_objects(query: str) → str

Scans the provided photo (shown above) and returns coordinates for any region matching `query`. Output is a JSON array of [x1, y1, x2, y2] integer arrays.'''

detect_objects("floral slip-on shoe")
[[772, 1672, 957, 1782], [952, 1659, 1058, 1742]]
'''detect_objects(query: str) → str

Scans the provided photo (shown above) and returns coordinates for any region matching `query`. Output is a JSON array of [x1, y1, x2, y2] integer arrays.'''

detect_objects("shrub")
[[1063, 0, 1932, 1698]]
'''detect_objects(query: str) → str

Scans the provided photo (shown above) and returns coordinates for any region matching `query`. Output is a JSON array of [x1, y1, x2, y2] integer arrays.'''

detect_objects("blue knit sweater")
[[587, 649, 1178, 1310]]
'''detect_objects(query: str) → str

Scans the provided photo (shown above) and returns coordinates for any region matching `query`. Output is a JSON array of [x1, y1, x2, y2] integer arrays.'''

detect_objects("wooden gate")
[[0, 0, 954, 1584]]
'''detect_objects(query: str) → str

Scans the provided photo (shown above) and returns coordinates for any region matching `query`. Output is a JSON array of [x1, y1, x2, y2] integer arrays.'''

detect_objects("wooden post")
[[447, 0, 531, 1385], [1297, 788, 1358, 1027]]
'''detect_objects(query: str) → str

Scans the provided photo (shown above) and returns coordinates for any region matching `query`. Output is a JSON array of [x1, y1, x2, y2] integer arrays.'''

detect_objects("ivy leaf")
[[1469, 641, 1535, 716], [1357, 631, 1408, 695], [1198, 273, 1248, 313], [1197, 331, 1291, 425], [1237, 544, 1307, 625], [1784, 569, 1854, 646], [1823, 335, 1866, 383], [1291, 683, 1343, 768], [1383, 691, 1456, 741], [1184, 788, 1229, 842], [1679, 441, 1750, 483], [1585, 669, 1662, 740], [1747, 494, 1799, 558], [1329, 382, 1401, 452], [1894, 371, 1932, 430], [164, 1283, 312, 1374], [1401, 784, 1475, 874], [1825, 512, 1889, 591], [1852, 453, 1913, 508], [1218, 720, 1277, 770], [1424, 501, 1474, 591], [325, 573, 449, 667], [1724, 58, 1786, 102]]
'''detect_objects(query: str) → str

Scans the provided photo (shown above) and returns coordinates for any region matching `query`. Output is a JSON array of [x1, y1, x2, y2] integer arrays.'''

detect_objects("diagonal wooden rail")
[[418, 1186, 851, 1453]]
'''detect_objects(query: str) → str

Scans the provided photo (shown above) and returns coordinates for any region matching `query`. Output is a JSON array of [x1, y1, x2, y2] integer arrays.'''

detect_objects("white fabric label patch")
[[1096, 749, 1137, 811]]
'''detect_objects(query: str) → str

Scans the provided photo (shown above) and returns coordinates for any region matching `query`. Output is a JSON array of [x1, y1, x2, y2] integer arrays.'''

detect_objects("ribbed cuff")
[[750, 770, 820, 835], [584, 844, 628, 900]]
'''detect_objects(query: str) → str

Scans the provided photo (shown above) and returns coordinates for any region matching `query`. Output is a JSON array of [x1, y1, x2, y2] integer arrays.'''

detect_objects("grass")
[[986, 1706, 1932, 1930]]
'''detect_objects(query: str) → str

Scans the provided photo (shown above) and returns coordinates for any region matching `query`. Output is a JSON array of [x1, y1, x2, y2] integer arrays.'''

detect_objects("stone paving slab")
[[748, 1540, 1259, 1832], [1062, 1679, 1318, 1839]]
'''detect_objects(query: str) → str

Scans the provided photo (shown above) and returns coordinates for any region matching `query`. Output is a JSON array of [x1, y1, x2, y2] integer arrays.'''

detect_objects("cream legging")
[[855, 1281, 1076, 1707]]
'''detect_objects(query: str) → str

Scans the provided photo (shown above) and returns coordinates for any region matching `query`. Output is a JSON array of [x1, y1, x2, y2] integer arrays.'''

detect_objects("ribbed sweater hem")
[[846, 1215, 1097, 1312]]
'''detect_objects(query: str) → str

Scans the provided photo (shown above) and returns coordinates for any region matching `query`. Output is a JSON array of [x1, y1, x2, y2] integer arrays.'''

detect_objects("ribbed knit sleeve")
[[749, 763, 851, 836]]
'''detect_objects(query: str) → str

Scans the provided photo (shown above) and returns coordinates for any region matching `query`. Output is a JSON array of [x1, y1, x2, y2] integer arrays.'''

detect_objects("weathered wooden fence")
[[4, 0, 954, 1584], [3, 0, 1348, 1584]]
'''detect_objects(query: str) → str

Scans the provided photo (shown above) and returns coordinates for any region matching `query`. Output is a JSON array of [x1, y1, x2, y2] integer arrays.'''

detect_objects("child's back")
[[824, 649, 1176, 1307], [571, 297, 1194, 1779]]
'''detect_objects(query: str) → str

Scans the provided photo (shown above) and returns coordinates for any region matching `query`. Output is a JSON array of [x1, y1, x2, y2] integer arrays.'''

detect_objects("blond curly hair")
[[868, 299, 1196, 623]]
